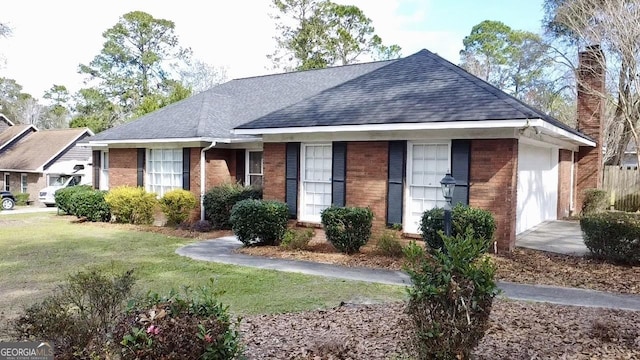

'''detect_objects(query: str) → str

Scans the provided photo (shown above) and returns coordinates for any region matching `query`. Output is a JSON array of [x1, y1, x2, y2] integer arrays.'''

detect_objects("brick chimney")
[[575, 45, 605, 212]]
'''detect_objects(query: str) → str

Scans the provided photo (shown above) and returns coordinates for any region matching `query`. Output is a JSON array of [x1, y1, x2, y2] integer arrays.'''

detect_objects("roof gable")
[[0, 128, 92, 172]]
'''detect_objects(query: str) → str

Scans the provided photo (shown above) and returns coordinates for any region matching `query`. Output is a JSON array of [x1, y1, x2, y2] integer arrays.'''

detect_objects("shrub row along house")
[[83, 48, 605, 252], [0, 114, 93, 205]]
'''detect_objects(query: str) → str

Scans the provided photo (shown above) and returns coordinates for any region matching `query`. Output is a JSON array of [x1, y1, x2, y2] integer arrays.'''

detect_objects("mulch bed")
[[240, 299, 640, 359]]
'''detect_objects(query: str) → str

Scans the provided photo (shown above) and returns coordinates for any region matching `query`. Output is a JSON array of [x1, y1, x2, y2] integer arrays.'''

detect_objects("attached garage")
[[516, 141, 559, 234]]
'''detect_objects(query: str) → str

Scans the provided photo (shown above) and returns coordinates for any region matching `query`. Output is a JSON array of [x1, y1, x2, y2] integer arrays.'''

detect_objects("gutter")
[[200, 141, 217, 220]]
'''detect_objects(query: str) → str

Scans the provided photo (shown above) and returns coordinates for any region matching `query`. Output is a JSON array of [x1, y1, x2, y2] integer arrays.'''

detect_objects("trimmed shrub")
[[580, 211, 640, 264], [321, 206, 374, 254], [13, 269, 136, 359], [203, 183, 262, 230], [105, 186, 158, 225], [405, 229, 499, 359], [376, 230, 404, 257], [581, 188, 608, 215], [116, 282, 242, 360], [230, 199, 289, 246], [54, 185, 93, 215], [420, 204, 495, 251], [15, 193, 30, 206], [160, 189, 197, 226], [281, 228, 315, 250], [70, 189, 111, 222]]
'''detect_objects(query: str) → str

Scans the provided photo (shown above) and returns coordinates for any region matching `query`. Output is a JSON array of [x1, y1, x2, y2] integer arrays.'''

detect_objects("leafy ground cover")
[[238, 234, 640, 295]]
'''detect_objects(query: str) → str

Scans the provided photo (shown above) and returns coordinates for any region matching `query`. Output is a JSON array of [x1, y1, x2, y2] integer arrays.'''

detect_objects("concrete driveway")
[[516, 220, 589, 256]]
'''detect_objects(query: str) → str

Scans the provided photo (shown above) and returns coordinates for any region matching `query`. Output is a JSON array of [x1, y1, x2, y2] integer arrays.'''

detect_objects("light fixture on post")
[[440, 172, 456, 236]]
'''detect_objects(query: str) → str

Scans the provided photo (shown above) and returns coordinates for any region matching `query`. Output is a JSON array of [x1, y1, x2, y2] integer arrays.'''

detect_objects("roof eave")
[[234, 118, 595, 147], [85, 136, 262, 147]]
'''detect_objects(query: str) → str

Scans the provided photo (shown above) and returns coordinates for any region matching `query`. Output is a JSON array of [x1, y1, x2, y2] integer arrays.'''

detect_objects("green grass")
[[0, 213, 406, 319]]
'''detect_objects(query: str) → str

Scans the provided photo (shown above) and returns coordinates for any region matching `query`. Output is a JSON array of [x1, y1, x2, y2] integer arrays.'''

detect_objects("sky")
[[0, 0, 546, 101]]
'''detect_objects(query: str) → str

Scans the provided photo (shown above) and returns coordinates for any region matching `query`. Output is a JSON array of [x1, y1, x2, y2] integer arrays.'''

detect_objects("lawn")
[[0, 212, 406, 336]]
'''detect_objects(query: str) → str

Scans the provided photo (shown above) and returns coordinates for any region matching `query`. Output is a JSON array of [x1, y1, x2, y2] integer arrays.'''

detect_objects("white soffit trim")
[[86, 136, 262, 147], [235, 119, 595, 147]]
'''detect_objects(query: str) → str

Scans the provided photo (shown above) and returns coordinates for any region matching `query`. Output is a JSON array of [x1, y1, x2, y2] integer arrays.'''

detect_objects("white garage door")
[[516, 142, 558, 234]]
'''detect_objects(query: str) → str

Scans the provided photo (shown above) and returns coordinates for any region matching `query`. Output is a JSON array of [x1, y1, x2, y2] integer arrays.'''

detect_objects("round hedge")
[[580, 211, 640, 264]]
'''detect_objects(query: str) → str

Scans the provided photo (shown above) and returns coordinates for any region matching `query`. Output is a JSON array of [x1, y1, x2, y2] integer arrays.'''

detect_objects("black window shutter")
[[451, 140, 470, 206], [92, 150, 100, 189], [182, 148, 190, 191], [236, 150, 246, 185], [285, 143, 300, 219], [331, 142, 347, 207], [387, 140, 406, 226], [137, 149, 145, 187]]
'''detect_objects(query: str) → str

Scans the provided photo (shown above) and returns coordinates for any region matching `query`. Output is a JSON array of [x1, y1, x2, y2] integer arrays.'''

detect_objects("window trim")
[[403, 140, 452, 234], [100, 151, 109, 190], [299, 143, 333, 223], [245, 150, 263, 187], [145, 148, 183, 197], [3, 173, 9, 192], [20, 173, 28, 193]]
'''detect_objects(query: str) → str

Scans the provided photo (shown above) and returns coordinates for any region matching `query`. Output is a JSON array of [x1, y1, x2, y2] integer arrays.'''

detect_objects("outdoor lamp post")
[[440, 172, 456, 236]]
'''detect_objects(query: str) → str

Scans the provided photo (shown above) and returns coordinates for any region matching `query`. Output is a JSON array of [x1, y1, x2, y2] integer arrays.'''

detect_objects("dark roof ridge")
[[230, 58, 397, 82]]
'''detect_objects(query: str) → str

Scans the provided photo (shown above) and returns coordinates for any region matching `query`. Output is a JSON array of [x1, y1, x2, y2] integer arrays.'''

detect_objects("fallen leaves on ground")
[[241, 300, 640, 359], [237, 241, 640, 295]]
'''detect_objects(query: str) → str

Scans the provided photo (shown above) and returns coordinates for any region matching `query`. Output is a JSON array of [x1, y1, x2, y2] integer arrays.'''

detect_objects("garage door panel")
[[517, 143, 558, 234]]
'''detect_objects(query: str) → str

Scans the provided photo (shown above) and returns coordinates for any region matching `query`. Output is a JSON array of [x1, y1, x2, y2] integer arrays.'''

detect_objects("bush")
[[420, 204, 496, 251], [230, 199, 289, 246], [203, 183, 262, 230], [404, 229, 499, 359], [15, 193, 30, 206], [54, 185, 93, 215], [105, 186, 158, 225], [13, 269, 136, 359], [281, 228, 315, 250], [581, 188, 608, 215], [191, 220, 213, 233], [70, 189, 111, 222], [116, 281, 242, 360], [580, 211, 640, 264], [376, 230, 404, 257], [160, 189, 197, 226], [321, 206, 374, 254]]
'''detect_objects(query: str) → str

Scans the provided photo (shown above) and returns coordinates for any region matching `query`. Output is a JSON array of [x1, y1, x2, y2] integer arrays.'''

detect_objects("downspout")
[[200, 141, 216, 220]]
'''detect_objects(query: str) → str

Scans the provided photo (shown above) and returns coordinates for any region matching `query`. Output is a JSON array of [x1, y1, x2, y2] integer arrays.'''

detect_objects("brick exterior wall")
[[345, 141, 389, 231], [575, 46, 605, 211], [557, 149, 573, 219], [469, 139, 518, 252], [108, 148, 138, 188], [263, 143, 286, 202], [1, 172, 46, 205], [204, 148, 237, 188]]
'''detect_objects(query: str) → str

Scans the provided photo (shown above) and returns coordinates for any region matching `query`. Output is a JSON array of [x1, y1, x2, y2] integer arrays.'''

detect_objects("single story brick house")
[[0, 115, 93, 205], [84, 48, 605, 252]]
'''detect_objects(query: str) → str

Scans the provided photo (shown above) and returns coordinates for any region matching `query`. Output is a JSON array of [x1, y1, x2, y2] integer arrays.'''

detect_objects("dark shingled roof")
[[237, 49, 590, 142], [88, 59, 395, 142]]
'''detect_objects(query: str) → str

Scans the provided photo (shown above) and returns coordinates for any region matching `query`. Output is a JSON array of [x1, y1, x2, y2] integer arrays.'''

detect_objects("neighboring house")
[[0, 117, 93, 205], [84, 48, 606, 252], [622, 140, 638, 167]]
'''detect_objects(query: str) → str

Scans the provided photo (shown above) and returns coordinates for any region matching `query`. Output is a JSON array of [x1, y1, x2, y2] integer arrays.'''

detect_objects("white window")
[[300, 144, 332, 222], [48, 175, 60, 186], [405, 142, 450, 234], [100, 151, 109, 190], [3, 173, 9, 192], [21, 174, 28, 193], [147, 148, 182, 197], [245, 151, 263, 187]]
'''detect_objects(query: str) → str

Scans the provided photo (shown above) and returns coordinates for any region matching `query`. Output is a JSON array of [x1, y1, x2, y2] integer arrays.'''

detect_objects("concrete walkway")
[[516, 220, 588, 256], [177, 236, 640, 311]]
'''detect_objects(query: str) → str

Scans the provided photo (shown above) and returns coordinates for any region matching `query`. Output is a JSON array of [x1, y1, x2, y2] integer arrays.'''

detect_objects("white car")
[[38, 175, 83, 207]]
